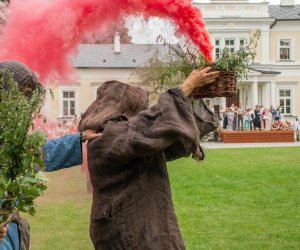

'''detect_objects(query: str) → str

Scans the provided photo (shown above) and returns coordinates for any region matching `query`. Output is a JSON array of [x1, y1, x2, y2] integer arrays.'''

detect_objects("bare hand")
[[82, 129, 102, 141], [180, 67, 219, 96], [0, 225, 8, 241]]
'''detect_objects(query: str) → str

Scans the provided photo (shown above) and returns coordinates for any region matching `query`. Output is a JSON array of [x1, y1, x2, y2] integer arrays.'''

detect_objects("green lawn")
[[23, 147, 300, 250]]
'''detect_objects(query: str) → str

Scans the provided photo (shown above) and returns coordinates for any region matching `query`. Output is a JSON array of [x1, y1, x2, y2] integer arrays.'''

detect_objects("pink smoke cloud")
[[0, 0, 212, 82]]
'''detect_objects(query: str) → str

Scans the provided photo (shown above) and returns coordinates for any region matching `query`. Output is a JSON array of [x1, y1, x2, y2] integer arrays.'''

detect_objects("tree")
[[0, 0, 9, 32]]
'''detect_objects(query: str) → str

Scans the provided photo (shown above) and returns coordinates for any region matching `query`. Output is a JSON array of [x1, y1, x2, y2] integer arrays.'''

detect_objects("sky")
[[127, 0, 300, 44], [250, 0, 300, 3]]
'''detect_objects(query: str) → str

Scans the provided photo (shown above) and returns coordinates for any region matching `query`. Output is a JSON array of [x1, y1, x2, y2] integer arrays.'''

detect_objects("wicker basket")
[[192, 70, 237, 99]]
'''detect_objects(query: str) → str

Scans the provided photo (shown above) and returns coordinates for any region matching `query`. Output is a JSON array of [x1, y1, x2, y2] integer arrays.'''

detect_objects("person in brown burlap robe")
[[79, 67, 219, 250]]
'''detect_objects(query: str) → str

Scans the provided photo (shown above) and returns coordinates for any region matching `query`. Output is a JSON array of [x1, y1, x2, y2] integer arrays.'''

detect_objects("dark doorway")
[[226, 89, 240, 107]]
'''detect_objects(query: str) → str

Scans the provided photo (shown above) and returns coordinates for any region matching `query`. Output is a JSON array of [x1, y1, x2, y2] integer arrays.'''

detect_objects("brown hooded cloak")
[[79, 81, 218, 250]]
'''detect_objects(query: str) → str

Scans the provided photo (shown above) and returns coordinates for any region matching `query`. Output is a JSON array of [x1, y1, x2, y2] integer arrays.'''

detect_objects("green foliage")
[[0, 70, 47, 223], [213, 29, 261, 79], [133, 30, 261, 100], [132, 44, 209, 101]]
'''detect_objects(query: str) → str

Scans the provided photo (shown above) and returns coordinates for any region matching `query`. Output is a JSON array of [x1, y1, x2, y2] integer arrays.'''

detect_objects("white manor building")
[[47, 0, 300, 121], [196, 0, 300, 119]]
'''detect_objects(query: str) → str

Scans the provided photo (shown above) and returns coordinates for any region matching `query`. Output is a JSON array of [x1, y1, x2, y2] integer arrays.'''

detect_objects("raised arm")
[[88, 67, 219, 167]]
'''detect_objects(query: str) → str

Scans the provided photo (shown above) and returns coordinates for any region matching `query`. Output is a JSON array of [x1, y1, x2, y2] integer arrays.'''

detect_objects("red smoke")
[[0, 0, 212, 82]]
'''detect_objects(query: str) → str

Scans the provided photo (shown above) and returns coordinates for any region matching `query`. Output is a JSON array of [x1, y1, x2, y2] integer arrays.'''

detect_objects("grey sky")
[[127, 0, 300, 44]]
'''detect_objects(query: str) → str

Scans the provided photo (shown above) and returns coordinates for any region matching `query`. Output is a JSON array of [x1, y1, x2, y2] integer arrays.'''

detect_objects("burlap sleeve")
[[88, 88, 204, 170]]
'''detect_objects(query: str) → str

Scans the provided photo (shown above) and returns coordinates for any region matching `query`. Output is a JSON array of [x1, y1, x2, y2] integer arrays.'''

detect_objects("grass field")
[[23, 147, 300, 250]]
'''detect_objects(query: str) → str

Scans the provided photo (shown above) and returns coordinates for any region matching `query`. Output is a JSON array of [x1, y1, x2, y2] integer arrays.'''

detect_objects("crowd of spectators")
[[33, 114, 78, 138], [214, 103, 300, 141], [219, 104, 282, 131]]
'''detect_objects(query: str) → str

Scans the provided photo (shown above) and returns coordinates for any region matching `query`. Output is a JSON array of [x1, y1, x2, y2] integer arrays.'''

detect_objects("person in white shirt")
[[292, 118, 300, 141], [227, 108, 235, 131], [263, 109, 273, 130]]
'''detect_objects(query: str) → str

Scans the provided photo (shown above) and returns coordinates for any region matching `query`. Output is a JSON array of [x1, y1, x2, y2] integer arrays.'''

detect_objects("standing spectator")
[[292, 118, 300, 141], [227, 108, 235, 131], [275, 108, 281, 122], [72, 114, 78, 127], [261, 108, 266, 129], [57, 122, 64, 136], [269, 105, 276, 116], [219, 106, 224, 128], [233, 106, 238, 130], [259, 105, 264, 129], [254, 105, 262, 131], [223, 107, 229, 130], [237, 103, 244, 131], [69, 114, 78, 133], [62, 120, 70, 134], [244, 108, 251, 130], [250, 108, 255, 130], [260, 105, 264, 114], [263, 109, 272, 130]]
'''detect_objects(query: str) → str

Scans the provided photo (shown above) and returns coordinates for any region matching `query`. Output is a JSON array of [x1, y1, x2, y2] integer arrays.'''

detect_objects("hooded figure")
[[0, 60, 41, 250], [79, 76, 219, 249], [0, 60, 42, 97]]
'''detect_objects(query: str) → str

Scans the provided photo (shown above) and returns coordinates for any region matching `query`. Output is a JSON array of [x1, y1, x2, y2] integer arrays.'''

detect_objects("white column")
[[261, 30, 270, 64], [262, 82, 271, 108], [270, 81, 276, 106], [258, 85, 262, 105], [251, 80, 258, 107], [218, 97, 226, 110]]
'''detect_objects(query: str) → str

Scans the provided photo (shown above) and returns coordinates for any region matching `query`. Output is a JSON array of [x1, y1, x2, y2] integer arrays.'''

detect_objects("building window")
[[215, 39, 221, 59], [239, 39, 247, 48], [279, 39, 291, 60], [59, 87, 79, 118], [212, 37, 247, 59], [62, 91, 76, 116], [279, 90, 292, 115], [225, 39, 235, 53]]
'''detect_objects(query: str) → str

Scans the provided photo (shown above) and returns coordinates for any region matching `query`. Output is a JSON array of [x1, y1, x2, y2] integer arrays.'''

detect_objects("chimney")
[[280, 0, 294, 6], [114, 33, 121, 54]]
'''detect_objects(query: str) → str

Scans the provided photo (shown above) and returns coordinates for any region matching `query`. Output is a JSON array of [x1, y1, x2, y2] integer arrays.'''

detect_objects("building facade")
[[196, 0, 300, 120], [45, 42, 169, 121], [47, 0, 300, 122]]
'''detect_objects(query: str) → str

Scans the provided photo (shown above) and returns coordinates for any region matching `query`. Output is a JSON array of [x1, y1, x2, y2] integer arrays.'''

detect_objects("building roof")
[[249, 67, 281, 75], [73, 44, 171, 68], [268, 4, 300, 20]]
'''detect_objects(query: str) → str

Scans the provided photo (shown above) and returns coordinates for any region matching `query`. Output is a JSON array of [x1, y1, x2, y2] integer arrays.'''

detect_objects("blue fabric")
[[44, 133, 83, 172], [0, 222, 19, 250]]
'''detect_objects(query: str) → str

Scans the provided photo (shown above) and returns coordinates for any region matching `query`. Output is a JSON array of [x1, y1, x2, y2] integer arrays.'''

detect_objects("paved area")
[[202, 141, 300, 149]]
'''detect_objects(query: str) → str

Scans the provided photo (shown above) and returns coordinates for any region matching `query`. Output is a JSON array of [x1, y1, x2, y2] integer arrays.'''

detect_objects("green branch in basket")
[[213, 29, 261, 79], [132, 29, 261, 101], [0, 70, 47, 223]]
